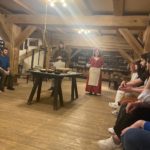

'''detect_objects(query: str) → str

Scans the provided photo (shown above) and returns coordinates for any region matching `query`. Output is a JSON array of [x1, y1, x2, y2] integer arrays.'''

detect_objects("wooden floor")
[[0, 79, 116, 150]]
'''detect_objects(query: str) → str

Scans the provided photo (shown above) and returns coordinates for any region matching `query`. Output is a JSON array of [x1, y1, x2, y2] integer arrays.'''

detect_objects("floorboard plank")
[[0, 79, 116, 150]]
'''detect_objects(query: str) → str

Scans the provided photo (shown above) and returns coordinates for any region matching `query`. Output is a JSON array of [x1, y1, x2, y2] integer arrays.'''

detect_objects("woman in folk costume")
[[85, 48, 104, 95]]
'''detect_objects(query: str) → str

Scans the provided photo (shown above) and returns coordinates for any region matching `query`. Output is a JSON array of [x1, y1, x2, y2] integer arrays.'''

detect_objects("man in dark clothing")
[[0, 47, 14, 91], [52, 41, 68, 63]]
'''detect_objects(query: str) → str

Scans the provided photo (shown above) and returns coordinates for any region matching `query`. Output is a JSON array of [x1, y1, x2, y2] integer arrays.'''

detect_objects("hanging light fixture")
[[48, 0, 67, 7], [62, 2, 67, 7], [78, 29, 91, 34], [50, 2, 55, 7]]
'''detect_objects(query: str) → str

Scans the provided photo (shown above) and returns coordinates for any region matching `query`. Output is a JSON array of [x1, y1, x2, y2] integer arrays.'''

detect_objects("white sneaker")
[[109, 102, 119, 109], [97, 136, 121, 150], [108, 127, 115, 134]]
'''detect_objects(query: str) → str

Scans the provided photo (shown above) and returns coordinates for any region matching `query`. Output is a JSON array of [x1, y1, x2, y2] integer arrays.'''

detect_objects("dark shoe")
[[7, 87, 15, 90]]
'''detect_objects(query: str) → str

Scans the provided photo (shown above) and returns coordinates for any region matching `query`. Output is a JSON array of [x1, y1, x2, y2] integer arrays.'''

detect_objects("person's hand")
[[4, 70, 10, 75], [120, 86, 133, 92], [126, 101, 140, 114], [121, 120, 145, 136], [121, 126, 132, 136], [86, 63, 91, 68], [119, 81, 127, 89]]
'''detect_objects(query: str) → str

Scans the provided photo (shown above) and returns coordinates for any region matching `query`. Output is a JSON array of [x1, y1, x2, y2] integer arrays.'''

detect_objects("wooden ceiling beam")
[[48, 34, 131, 49], [117, 49, 133, 62], [75, 0, 93, 15], [30, 28, 132, 50], [7, 14, 149, 29], [119, 28, 143, 57], [0, 14, 11, 42], [0, 28, 10, 42], [143, 26, 150, 52], [54, 39, 131, 49], [13, 0, 37, 14], [52, 37, 130, 48], [51, 39, 131, 50], [31, 30, 131, 47], [66, 45, 118, 51], [48, 31, 135, 42], [113, 0, 124, 16], [0, 6, 12, 14], [15, 25, 37, 47]]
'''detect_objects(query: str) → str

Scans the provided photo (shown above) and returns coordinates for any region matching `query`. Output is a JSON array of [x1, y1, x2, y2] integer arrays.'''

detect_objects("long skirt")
[[85, 67, 102, 94]]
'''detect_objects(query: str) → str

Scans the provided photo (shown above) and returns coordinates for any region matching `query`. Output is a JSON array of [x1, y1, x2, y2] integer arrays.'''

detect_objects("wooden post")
[[31, 49, 35, 69], [65, 46, 72, 67], [46, 47, 52, 69], [43, 47, 47, 69], [143, 26, 150, 52]]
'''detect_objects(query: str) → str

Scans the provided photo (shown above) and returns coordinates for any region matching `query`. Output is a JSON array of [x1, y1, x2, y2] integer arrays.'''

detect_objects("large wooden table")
[[27, 71, 82, 110]]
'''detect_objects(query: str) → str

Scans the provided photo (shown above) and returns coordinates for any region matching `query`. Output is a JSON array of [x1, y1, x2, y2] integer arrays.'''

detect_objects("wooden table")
[[27, 71, 82, 110]]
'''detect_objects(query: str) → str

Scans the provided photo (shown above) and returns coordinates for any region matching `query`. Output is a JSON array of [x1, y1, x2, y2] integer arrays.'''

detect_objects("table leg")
[[53, 78, 58, 110], [36, 77, 43, 102], [74, 77, 78, 99], [58, 78, 64, 106], [71, 77, 74, 101], [71, 77, 78, 100], [27, 77, 39, 105]]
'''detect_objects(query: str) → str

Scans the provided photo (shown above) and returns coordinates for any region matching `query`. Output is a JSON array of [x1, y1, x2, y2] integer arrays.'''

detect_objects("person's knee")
[[122, 128, 141, 149], [123, 128, 136, 141]]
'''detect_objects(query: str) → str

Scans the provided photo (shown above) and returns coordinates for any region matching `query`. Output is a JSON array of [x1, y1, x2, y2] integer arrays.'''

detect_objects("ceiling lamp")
[[78, 29, 91, 34], [62, 2, 67, 7], [48, 0, 67, 7], [50, 2, 55, 7]]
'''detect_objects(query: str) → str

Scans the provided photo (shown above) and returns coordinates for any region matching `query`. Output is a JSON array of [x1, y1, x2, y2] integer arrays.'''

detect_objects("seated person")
[[0, 47, 14, 92], [121, 120, 150, 150], [49, 56, 65, 90], [97, 57, 150, 150], [118, 57, 150, 105], [97, 76, 150, 150], [109, 56, 147, 109]]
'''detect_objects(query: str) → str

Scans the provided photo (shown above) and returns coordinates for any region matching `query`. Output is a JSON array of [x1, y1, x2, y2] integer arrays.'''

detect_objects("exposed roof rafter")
[[13, 0, 37, 14], [6, 14, 149, 29], [75, 0, 93, 15], [113, 0, 124, 16]]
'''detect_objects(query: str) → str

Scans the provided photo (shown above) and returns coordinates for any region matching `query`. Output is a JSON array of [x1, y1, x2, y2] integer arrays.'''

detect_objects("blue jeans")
[[121, 128, 150, 150]]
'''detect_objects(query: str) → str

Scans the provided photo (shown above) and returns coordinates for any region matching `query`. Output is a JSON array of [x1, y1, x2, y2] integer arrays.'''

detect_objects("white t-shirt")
[[138, 89, 150, 103], [130, 72, 138, 81]]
